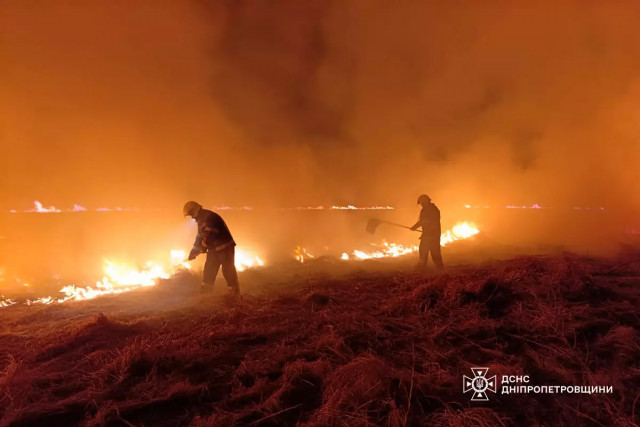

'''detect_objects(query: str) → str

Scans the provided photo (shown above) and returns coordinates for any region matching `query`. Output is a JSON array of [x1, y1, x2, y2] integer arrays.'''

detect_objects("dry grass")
[[0, 253, 639, 426]]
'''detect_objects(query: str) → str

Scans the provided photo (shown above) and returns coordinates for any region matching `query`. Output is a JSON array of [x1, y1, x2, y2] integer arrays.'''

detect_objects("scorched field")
[[0, 250, 639, 426]]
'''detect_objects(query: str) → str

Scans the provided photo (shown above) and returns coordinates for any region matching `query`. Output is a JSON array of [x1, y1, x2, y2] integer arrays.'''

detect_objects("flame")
[[170, 250, 191, 269], [8, 201, 141, 213], [330, 205, 394, 210], [464, 204, 491, 209], [212, 206, 254, 211], [287, 206, 326, 210], [319, 221, 480, 262], [351, 242, 418, 260], [31, 201, 61, 213], [103, 260, 169, 286], [9, 201, 610, 214], [440, 221, 479, 246], [235, 249, 264, 271], [505, 204, 543, 209], [0, 296, 16, 307], [294, 246, 315, 263], [26, 259, 172, 305], [2, 248, 264, 308], [10, 202, 397, 213], [282, 206, 394, 211]]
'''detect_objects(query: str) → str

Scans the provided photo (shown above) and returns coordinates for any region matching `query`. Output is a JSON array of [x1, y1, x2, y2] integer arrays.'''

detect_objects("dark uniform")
[[411, 199, 444, 269], [189, 209, 239, 290]]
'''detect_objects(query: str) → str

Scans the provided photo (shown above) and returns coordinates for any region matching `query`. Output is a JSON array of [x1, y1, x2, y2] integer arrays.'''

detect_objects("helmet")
[[183, 201, 202, 217], [417, 194, 431, 205]]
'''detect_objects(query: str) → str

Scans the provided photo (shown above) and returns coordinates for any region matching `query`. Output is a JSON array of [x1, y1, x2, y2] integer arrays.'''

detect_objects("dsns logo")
[[463, 367, 497, 401]]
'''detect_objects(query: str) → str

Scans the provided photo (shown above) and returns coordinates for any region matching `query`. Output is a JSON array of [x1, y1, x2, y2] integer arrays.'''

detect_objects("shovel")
[[366, 218, 421, 234]]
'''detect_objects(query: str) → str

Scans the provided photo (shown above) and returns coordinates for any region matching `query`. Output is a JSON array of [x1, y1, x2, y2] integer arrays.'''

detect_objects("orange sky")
[[1, 1, 639, 215]]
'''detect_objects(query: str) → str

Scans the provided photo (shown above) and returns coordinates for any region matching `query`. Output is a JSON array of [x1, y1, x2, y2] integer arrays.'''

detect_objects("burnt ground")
[[0, 252, 639, 426]]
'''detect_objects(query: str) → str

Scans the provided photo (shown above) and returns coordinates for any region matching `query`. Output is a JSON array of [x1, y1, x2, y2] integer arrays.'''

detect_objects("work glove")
[[188, 249, 200, 261]]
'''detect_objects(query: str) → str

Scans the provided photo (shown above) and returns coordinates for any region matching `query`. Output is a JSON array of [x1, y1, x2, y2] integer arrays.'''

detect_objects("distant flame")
[[0, 297, 16, 307], [31, 201, 61, 213], [9, 201, 609, 214], [294, 246, 315, 263], [330, 205, 394, 210], [10, 201, 397, 213], [506, 204, 543, 209]]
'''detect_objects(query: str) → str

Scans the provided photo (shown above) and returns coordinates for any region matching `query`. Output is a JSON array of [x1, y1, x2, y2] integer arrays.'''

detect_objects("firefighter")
[[183, 201, 240, 295], [410, 194, 444, 269]]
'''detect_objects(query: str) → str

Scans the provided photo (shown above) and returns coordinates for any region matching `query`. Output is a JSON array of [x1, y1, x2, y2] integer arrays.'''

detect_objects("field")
[[0, 249, 639, 426]]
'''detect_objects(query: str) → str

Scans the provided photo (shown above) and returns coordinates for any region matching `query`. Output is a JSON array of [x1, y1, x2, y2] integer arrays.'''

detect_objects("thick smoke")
[[1, 1, 640, 284], [204, 1, 640, 210], [2, 0, 639, 208], [202, 0, 640, 248]]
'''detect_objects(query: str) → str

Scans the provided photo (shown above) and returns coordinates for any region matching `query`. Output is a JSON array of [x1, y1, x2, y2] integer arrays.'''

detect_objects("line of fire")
[[1, 2, 638, 426]]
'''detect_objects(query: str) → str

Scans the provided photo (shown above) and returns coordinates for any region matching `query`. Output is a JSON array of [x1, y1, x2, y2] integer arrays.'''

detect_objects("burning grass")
[[0, 253, 639, 426]]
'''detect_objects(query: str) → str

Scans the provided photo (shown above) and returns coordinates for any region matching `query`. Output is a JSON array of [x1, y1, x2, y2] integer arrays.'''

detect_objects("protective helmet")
[[183, 201, 202, 217], [417, 194, 431, 205]]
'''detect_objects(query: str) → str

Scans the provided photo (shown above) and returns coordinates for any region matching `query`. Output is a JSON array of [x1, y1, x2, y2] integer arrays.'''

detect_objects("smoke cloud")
[[1, 0, 640, 284]]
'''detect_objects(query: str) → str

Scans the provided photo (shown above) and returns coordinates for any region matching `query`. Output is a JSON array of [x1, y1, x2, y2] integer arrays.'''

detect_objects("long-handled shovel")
[[366, 218, 421, 234]]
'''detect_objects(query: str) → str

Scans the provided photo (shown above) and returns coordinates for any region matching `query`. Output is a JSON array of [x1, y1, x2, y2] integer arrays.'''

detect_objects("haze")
[[1, 1, 640, 283]]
